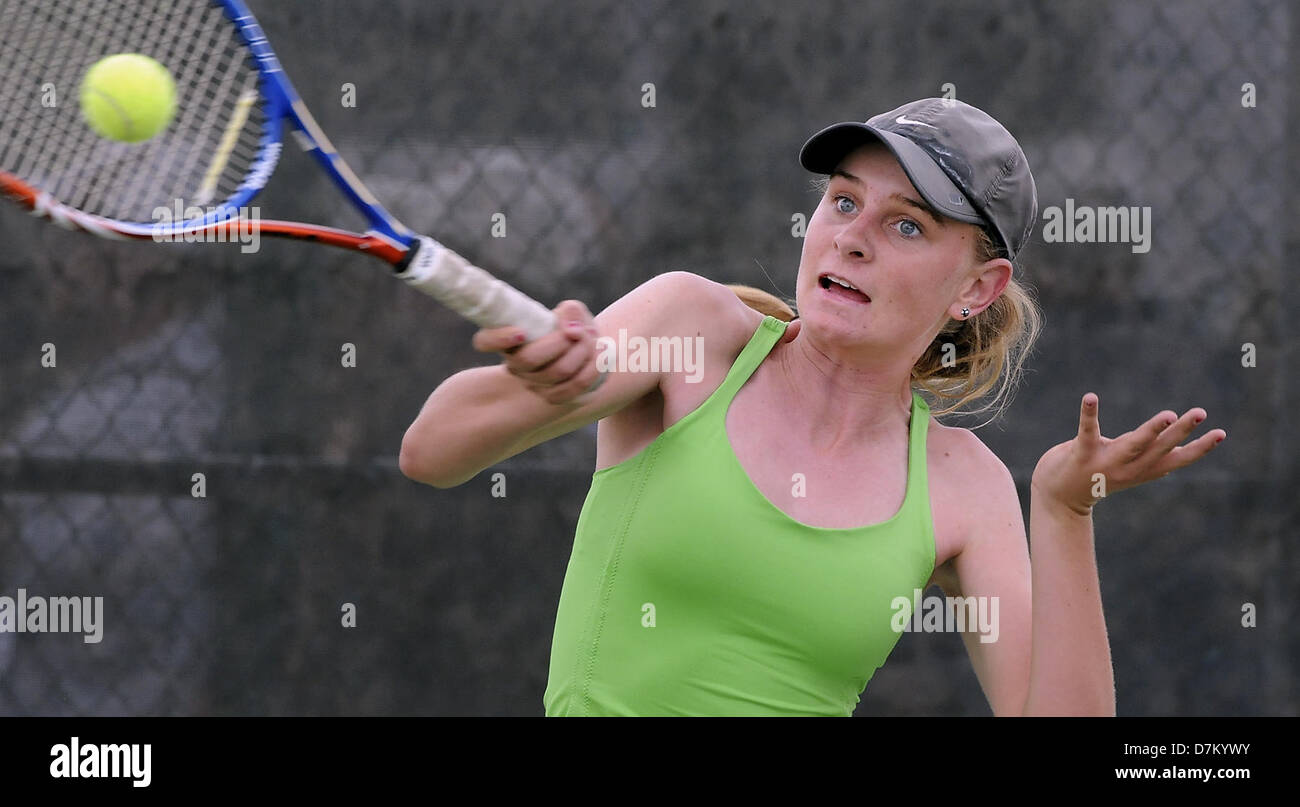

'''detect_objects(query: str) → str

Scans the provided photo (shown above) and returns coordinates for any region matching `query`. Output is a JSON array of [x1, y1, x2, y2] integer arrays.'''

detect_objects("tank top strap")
[[904, 390, 932, 518], [711, 315, 788, 401]]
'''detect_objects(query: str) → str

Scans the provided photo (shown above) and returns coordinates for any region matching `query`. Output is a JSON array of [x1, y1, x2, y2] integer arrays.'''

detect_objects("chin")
[[798, 298, 869, 339]]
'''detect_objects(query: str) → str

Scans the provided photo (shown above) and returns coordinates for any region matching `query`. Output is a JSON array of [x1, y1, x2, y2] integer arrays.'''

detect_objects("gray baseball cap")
[[799, 98, 1037, 260]]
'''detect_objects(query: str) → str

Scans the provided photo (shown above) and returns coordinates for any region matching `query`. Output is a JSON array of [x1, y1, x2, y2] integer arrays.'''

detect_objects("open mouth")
[[818, 273, 871, 304]]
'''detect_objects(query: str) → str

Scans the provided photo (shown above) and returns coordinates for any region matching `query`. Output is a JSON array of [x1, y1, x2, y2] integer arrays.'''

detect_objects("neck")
[[771, 330, 916, 453]]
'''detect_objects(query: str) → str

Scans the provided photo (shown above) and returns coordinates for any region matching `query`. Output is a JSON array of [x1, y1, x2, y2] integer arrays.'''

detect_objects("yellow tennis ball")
[[79, 54, 177, 143]]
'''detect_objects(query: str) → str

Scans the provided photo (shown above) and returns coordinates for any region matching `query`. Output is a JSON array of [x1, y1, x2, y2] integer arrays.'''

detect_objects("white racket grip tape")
[[396, 236, 557, 342]]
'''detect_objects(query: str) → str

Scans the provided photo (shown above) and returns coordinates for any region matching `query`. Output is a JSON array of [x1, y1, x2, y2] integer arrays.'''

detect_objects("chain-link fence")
[[1, 0, 1295, 715]]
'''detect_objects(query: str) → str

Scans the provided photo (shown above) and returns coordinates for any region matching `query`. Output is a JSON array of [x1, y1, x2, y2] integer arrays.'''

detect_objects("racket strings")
[[68, 0, 163, 216], [111, 0, 235, 217], [0, 0, 268, 226], [132, 2, 251, 215]]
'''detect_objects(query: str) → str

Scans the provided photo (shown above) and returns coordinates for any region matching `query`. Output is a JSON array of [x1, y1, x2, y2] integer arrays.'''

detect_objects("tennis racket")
[[0, 0, 557, 342]]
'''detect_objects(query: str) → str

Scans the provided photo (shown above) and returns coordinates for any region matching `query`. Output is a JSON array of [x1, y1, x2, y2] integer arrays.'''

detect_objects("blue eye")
[[895, 219, 922, 238], [835, 195, 856, 215]]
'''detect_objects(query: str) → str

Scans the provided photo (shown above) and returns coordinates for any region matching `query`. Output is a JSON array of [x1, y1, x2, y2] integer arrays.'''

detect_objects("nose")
[[831, 202, 875, 262]]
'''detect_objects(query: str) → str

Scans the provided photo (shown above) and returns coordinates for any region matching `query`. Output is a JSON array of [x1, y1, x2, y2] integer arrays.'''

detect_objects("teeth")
[[825, 274, 858, 291]]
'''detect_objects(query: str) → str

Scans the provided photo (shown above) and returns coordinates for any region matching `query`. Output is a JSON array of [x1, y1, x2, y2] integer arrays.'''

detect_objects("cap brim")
[[799, 122, 986, 226]]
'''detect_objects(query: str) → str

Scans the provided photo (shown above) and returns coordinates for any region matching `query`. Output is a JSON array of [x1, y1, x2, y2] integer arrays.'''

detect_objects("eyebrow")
[[830, 168, 947, 227]]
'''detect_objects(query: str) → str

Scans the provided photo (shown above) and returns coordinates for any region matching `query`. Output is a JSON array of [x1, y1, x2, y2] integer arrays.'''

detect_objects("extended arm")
[[948, 392, 1224, 715], [399, 271, 743, 487]]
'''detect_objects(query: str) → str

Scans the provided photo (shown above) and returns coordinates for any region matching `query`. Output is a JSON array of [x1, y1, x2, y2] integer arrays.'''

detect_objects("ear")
[[951, 257, 1012, 319]]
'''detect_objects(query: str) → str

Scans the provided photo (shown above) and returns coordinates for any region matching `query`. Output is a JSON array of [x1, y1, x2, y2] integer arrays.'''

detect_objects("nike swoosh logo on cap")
[[895, 114, 936, 128]]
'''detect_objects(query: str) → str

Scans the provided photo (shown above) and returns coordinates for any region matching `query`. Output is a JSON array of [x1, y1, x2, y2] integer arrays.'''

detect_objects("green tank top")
[[543, 315, 936, 716]]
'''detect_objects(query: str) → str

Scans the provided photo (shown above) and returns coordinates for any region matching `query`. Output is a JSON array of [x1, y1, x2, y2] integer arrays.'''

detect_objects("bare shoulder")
[[925, 418, 1023, 573], [595, 271, 768, 468], [591, 269, 763, 387], [931, 420, 1020, 506], [928, 421, 1011, 477], [637, 271, 766, 387], [653, 270, 764, 345], [642, 270, 764, 418]]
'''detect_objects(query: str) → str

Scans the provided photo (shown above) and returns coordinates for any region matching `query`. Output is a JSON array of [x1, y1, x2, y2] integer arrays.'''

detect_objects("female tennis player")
[[399, 98, 1226, 716]]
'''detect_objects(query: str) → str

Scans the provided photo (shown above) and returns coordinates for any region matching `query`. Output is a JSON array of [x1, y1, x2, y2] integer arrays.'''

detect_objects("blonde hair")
[[727, 284, 797, 321], [911, 226, 1042, 424]]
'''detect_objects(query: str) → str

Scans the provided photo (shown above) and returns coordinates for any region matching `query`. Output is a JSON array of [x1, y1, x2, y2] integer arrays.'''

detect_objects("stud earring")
[[960, 307, 971, 318]]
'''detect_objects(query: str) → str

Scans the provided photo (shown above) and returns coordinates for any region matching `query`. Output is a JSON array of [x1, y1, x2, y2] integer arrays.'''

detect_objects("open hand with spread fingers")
[[1031, 393, 1227, 516]]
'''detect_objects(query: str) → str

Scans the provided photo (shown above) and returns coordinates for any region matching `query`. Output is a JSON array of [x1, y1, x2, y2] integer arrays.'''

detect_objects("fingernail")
[[567, 320, 583, 330], [1194, 415, 1204, 424], [515, 333, 526, 343], [1215, 436, 1224, 444]]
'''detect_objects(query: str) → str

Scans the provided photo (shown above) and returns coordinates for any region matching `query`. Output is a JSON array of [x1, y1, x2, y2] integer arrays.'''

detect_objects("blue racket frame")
[[197, 0, 415, 249]]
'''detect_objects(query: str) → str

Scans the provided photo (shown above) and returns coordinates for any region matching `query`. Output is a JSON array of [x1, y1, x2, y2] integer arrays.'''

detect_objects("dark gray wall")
[[1, 0, 1294, 715]]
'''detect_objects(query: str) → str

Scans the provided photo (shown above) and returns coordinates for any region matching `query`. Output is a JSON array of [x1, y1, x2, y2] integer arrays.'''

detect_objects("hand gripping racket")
[[0, 0, 558, 342]]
